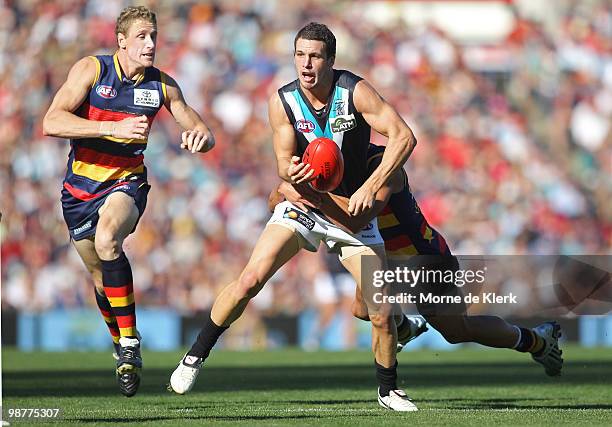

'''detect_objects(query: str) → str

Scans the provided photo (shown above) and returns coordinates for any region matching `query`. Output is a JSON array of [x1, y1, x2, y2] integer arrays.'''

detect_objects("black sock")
[[187, 313, 228, 360], [514, 327, 538, 352], [375, 360, 398, 397]]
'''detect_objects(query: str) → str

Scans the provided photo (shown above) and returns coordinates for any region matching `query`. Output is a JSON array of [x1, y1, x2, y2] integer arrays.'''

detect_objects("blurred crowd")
[[1, 0, 610, 320]]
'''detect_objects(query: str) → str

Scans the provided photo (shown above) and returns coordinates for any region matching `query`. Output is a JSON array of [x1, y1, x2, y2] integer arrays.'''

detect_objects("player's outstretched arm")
[[163, 73, 215, 153], [348, 80, 417, 216], [43, 57, 149, 140]]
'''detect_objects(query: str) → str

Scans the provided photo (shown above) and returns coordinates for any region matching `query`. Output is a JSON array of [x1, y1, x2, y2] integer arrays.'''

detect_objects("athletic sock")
[[396, 315, 411, 342], [101, 253, 137, 339], [513, 326, 544, 353], [94, 289, 120, 345], [187, 313, 228, 361], [375, 360, 398, 397]]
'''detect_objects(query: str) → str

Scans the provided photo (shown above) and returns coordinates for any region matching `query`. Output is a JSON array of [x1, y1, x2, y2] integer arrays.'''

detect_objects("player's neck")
[[116, 50, 146, 81], [301, 70, 334, 108]]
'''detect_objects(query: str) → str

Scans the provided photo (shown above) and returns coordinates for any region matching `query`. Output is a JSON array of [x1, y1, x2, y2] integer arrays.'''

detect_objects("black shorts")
[[61, 178, 150, 241]]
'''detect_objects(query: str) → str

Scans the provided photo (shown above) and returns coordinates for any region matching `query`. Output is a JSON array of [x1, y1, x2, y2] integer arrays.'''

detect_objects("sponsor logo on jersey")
[[134, 89, 160, 107], [333, 100, 346, 116], [96, 85, 117, 99], [361, 223, 374, 231], [295, 119, 315, 133], [330, 114, 356, 133], [283, 207, 315, 230]]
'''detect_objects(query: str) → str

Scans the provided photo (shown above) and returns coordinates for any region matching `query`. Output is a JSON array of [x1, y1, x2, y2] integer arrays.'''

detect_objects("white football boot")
[[377, 388, 419, 411], [531, 321, 563, 376], [169, 354, 203, 394]]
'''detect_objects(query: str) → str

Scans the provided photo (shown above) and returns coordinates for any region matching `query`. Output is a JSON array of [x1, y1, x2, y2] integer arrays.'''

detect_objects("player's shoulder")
[[66, 56, 101, 81], [277, 78, 299, 95], [268, 90, 291, 125], [334, 69, 364, 89], [146, 65, 166, 82]]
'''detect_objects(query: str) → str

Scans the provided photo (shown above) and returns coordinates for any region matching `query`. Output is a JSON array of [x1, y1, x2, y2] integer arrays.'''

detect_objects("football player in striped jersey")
[[43, 6, 214, 397]]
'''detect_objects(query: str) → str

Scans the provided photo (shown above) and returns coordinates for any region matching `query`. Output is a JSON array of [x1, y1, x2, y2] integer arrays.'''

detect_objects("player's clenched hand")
[[278, 181, 321, 211], [348, 184, 376, 216], [287, 156, 315, 185], [111, 115, 149, 139], [181, 130, 212, 153]]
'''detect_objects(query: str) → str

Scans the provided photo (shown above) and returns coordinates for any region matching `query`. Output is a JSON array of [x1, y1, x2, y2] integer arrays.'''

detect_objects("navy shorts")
[[61, 178, 150, 241]]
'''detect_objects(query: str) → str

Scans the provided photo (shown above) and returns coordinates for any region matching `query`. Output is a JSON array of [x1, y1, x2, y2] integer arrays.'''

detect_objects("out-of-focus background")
[[1, 0, 610, 352]]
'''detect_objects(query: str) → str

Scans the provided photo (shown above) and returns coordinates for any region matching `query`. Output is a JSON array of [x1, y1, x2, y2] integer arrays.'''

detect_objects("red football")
[[302, 137, 344, 192]]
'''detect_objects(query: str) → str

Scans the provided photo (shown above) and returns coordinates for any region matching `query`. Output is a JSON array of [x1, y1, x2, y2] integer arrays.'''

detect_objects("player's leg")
[[210, 224, 303, 326], [424, 313, 562, 375], [417, 257, 562, 376], [351, 283, 428, 351], [170, 224, 304, 394], [340, 245, 417, 411], [72, 237, 121, 355], [94, 191, 142, 397]]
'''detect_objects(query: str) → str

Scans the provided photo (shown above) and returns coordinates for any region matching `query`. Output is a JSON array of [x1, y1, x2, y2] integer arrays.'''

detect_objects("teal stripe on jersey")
[[292, 90, 333, 139]]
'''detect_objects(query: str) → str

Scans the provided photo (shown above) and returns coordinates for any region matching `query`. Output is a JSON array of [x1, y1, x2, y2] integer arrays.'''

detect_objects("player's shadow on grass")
[[4, 360, 612, 398], [74, 414, 361, 423], [448, 399, 612, 410]]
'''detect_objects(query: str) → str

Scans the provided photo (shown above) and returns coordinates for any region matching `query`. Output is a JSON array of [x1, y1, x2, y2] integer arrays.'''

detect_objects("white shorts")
[[267, 201, 384, 254]]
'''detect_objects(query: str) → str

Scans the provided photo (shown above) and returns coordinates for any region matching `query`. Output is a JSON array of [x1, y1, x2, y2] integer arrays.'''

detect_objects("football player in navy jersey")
[[43, 6, 214, 397], [170, 22, 420, 411], [275, 142, 563, 398]]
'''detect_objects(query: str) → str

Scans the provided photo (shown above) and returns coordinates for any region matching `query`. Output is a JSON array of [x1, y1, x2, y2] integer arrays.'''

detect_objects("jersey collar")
[[113, 53, 145, 86]]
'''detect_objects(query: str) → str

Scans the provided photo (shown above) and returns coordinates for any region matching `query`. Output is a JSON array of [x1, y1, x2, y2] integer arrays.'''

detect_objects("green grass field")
[[3, 345, 612, 426]]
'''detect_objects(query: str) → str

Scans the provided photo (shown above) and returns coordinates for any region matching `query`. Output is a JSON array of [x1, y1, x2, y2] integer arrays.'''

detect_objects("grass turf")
[[3, 345, 612, 426]]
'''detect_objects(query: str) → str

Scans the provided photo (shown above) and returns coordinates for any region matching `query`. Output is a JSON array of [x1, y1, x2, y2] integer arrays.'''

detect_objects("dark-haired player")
[[43, 6, 214, 397], [170, 22, 419, 411]]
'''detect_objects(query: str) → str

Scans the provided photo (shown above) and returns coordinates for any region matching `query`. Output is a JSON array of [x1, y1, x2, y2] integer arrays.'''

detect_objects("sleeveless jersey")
[[278, 70, 370, 197], [367, 144, 452, 258], [63, 54, 166, 201]]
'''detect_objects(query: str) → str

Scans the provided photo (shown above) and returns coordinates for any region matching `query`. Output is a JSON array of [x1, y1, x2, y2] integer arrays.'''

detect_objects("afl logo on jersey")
[[96, 85, 117, 99], [295, 119, 315, 133]]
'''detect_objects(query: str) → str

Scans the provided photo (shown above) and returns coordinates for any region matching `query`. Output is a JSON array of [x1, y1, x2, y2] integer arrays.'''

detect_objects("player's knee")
[[351, 300, 369, 321], [94, 230, 121, 260], [234, 270, 263, 301], [369, 313, 393, 333]]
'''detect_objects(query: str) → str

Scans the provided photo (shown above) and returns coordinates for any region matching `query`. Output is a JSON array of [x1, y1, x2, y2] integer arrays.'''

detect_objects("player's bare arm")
[[269, 168, 402, 233], [268, 92, 315, 184], [43, 57, 149, 140], [322, 168, 403, 233], [348, 80, 417, 216], [269, 181, 322, 212], [163, 73, 214, 153]]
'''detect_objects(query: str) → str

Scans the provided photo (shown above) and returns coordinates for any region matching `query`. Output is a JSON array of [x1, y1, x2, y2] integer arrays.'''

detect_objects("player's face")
[[123, 19, 157, 68], [294, 38, 334, 90]]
